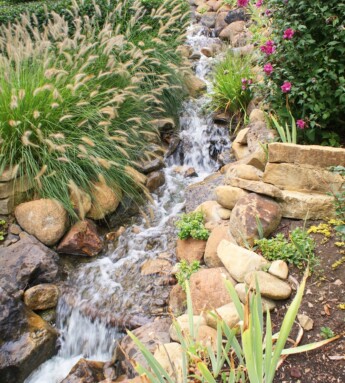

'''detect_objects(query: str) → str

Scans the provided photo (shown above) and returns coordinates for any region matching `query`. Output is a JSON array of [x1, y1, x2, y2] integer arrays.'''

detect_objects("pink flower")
[[283, 28, 295, 39], [263, 63, 273, 75], [255, 0, 263, 6], [281, 81, 292, 93], [297, 119, 306, 129], [242, 85, 247, 90], [237, 0, 249, 7], [260, 40, 276, 55]]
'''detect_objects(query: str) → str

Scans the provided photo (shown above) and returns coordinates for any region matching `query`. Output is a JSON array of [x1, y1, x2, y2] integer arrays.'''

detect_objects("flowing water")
[[26, 24, 231, 383]]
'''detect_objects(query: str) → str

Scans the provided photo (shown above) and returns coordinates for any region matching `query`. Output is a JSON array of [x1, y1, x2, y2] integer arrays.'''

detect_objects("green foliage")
[[0, 0, 189, 218], [175, 260, 200, 291], [261, 0, 345, 140], [270, 113, 297, 144], [211, 52, 253, 114], [255, 227, 317, 271], [320, 326, 335, 339], [129, 270, 337, 383], [0, 219, 6, 241], [176, 211, 210, 240]]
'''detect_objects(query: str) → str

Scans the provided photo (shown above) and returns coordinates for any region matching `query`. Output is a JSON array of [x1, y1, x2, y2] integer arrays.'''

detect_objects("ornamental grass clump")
[[0, 0, 189, 218]]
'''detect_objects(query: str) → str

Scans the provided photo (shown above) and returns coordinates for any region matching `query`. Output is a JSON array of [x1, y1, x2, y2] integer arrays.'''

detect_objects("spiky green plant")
[[0, 0, 189, 218]]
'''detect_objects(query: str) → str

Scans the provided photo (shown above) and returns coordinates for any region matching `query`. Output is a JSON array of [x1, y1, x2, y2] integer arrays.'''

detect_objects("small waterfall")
[[26, 25, 231, 383]]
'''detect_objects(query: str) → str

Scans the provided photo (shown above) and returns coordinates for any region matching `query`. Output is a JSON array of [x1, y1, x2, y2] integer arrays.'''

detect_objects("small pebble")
[[290, 367, 302, 379]]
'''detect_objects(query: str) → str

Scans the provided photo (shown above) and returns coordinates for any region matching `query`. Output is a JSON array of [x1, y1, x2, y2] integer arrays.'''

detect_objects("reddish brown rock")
[[146, 171, 166, 192], [57, 220, 103, 256], [176, 238, 207, 263], [61, 359, 105, 383]]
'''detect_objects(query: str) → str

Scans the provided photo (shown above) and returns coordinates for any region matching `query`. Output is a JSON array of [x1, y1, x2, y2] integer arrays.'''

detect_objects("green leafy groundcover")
[[260, 0, 345, 143], [0, 0, 190, 218]]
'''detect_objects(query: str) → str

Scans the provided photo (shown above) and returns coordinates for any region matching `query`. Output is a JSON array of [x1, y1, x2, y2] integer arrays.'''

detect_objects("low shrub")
[[0, 0, 189, 218], [175, 212, 210, 240], [258, 0, 345, 142], [211, 52, 253, 115]]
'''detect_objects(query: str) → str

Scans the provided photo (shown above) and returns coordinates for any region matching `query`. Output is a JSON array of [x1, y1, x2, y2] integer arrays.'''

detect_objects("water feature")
[[26, 24, 231, 383]]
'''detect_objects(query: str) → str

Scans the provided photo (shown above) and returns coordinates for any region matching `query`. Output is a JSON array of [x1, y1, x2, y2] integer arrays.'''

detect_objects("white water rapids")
[[26, 24, 231, 383]]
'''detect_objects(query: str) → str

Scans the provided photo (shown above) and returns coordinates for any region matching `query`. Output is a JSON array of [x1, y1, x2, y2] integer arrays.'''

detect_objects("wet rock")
[[229, 193, 282, 246], [215, 185, 249, 210], [103, 362, 116, 380], [189, 51, 201, 60], [176, 238, 207, 263], [87, 182, 122, 220], [15, 199, 68, 246], [268, 260, 289, 280], [263, 162, 343, 194], [224, 8, 249, 24], [0, 233, 60, 296], [200, 12, 217, 28], [184, 167, 198, 178], [245, 271, 292, 300], [119, 318, 172, 376], [226, 164, 263, 182], [206, 302, 241, 329], [235, 283, 276, 312], [140, 158, 165, 175], [166, 136, 181, 157], [61, 358, 105, 383], [0, 288, 58, 383], [57, 219, 103, 257], [70, 188, 92, 219], [169, 284, 187, 316], [146, 171, 166, 192], [204, 224, 237, 268], [140, 259, 172, 276], [297, 314, 314, 331], [217, 240, 268, 283], [278, 190, 336, 220], [169, 314, 207, 342], [184, 73, 207, 98], [23, 284, 59, 310], [200, 47, 213, 57], [154, 343, 184, 383], [190, 267, 236, 314], [227, 178, 283, 199], [213, 111, 231, 124]]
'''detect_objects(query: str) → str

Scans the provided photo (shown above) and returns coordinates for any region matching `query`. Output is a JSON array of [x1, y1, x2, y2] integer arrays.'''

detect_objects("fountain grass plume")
[[0, 0, 190, 218]]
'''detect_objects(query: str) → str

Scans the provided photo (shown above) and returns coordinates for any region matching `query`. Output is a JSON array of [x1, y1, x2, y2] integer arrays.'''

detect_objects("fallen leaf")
[[324, 304, 331, 316], [328, 355, 345, 361]]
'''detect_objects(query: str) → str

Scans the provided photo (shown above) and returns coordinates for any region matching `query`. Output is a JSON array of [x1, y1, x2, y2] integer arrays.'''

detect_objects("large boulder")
[[23, 284, 59, 311], [87, 182, 122, 220], [57, 220, 103, 256], [0, 289, 58, 383], [190, 267, 236, 314], [176, 238, 207, 263], [217, 240, 268, 283], [215, 185, 249, 210], [119, 318, 172, 376], [15, 199, 68, 246], [267, 143, 345, 169], [263, 163, 343, 193], [278, 190, 336, 220], [245, 271, 292, 300], [204, 224, 237, 268], [229, 193, 282, 246], [61, 359, 105, 383], [0, 233, 60, 296], [227, 178, 283, 199]]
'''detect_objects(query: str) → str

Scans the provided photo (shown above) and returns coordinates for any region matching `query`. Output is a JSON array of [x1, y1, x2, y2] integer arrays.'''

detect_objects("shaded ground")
[[271, 219, 345, 383]]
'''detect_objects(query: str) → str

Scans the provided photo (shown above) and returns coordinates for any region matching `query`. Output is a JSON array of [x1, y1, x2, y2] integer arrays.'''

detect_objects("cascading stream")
[[26, 24, 231, 383]]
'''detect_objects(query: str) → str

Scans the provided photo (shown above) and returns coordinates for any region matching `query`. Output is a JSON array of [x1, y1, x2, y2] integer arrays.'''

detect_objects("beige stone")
[[197, 3, 212, 12], [154, 343, 184, 383], [218, 207, 231, 220], [141, 259, 172, 276], [235, 283, 276, 312], [215, 11, 228, 32], [215, 185, 249, 210], [195, 200, 223, 223], [268, 260, 289, 280], [190, 267, 236, 314], [176, 238, 207, 263], [70, 188, 92, 219], [234, 128, 249, 145], [278, 190, 336, 220], [226, 164, 263, 182], [0, 175, 32, 199], [249, 109, 266, 123], [0, 192, 27, 215], [232, 142, 250, 160], [245, 271, 292, 300], [219, 21, 246, 46], [24, 284, 59, 310], [206, 302, 241, 329], [263, 162, 343, 193], [246, 121, 276, 153], [169, 314, 207, 342], [169, 284, 187, 316], [217, 240, 268, 283], [204, 224, 236, 268], [268, 143, 345, 169], [227, 177, 283, 199], [298, 314, 314, 331], [15, 199, 68, 246], [184, 73, 207, 98], [87, 182, 122, 220], [229, 193, 282, 246]]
